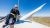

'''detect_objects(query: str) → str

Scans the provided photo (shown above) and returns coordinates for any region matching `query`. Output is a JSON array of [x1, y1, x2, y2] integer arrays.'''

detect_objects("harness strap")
[[10, 13, 16, 18]]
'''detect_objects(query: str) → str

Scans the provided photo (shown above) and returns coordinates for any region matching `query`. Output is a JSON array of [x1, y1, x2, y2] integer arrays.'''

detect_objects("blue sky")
[[0, 0, 18, 16], [19, 0, 50, 17], [0, 0, 50, 17]]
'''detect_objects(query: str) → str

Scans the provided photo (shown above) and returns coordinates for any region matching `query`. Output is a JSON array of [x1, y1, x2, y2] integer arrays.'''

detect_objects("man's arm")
[[10, 9, 13, 13], [18, 10, 20, 15], [17, 10, 21, 19]]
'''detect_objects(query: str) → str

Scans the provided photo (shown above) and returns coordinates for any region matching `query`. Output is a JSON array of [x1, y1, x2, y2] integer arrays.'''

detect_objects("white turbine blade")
[[20, 3, 46, 20]]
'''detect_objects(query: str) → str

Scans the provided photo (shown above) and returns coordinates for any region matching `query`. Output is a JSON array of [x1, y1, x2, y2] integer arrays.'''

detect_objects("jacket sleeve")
[[18, 10, 20, 15], [10, 9, 13, 13]]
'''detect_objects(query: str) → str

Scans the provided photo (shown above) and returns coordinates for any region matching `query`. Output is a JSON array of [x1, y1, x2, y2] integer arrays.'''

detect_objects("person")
[[3, 4, 20, 28]]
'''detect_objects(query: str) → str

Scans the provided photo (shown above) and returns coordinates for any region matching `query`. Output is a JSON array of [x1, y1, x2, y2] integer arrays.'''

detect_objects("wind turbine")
[[0, 3, 47, 28]]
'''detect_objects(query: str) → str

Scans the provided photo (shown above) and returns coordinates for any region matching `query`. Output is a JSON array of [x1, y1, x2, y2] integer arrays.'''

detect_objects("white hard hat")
[[14, 4, 18, 8]]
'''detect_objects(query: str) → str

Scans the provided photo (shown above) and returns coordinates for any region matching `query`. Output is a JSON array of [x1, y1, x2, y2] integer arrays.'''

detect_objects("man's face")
[[14, 7, 18, 10]]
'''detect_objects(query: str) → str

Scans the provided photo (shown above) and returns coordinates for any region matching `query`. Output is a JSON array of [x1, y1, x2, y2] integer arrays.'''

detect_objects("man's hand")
[[16, 15, 21, 19]]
